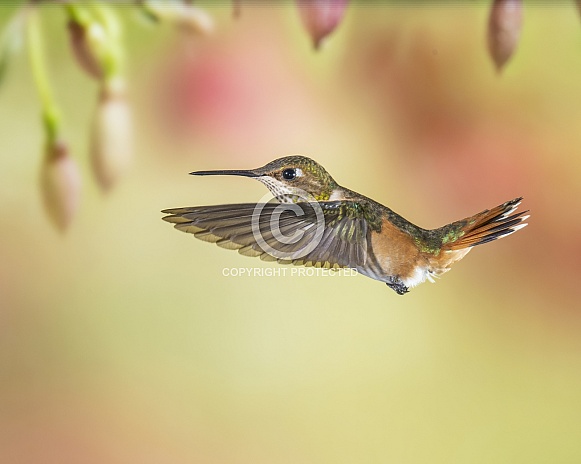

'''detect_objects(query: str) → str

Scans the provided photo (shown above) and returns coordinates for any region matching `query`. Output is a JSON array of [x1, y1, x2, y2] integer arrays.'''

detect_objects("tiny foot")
[[386, 276, 409, 295]]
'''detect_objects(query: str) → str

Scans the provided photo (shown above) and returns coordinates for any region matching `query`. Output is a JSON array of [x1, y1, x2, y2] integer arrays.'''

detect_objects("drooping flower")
[[90, 78, 132, 191], [487, 0, 523, 72], [40, 139, 81, 231], [66, 4, 123, 82], [67, 18, 107, 80], [296, 0, 349, 50]]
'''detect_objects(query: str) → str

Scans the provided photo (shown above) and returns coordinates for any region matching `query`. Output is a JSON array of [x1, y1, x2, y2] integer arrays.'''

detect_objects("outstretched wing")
[[162, 201, 376, 269]]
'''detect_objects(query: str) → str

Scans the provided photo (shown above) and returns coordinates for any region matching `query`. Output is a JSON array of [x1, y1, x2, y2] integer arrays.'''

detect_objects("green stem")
[[65, 3, 89, 27], [26, 6, 60, 144], [90, 1, 123, 81]]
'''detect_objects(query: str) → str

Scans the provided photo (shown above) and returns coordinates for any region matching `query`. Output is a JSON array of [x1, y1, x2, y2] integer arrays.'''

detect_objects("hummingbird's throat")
[[257, 177, 314, 204]]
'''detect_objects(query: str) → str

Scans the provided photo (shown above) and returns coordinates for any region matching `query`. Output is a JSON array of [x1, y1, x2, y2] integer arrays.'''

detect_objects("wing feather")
[[162, 201, 374, 270]]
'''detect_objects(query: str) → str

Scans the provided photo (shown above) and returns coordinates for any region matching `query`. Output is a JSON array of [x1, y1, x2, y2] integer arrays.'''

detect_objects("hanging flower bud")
[[296, 0, 349, 50], [143, 1, 214, 35], [90, 78, 133, 191], [487, 0, 523, 72], [66, 4, 123, 82], [67, 19, 107, 80], [40, 139, 81, 231]]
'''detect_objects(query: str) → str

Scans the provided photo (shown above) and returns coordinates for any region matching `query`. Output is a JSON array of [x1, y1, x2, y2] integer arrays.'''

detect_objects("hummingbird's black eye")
[[282, 168, 297, 180]]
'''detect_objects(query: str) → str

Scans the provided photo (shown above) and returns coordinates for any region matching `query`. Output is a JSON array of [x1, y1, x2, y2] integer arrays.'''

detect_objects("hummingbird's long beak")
[[190, 169, 260, 178]]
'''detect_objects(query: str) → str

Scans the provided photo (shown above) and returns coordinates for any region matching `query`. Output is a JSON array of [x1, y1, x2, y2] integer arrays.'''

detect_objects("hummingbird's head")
[[192, 155, 338, 202]]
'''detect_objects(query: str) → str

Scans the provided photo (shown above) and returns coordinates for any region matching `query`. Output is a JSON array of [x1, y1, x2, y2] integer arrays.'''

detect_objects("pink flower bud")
[[296, 0, 349, 50], [90, 78, 133, 191], [67, 19, 107, 80], [40, 140, 81, 231], [487, 0, 523, 72]]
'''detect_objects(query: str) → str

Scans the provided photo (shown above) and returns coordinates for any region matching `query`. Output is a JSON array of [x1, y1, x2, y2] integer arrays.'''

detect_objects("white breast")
[[401, 267, 432, 288]]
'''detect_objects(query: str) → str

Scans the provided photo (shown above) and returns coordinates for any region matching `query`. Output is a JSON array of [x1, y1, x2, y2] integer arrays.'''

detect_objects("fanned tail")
[[444, 197, 529, 251]]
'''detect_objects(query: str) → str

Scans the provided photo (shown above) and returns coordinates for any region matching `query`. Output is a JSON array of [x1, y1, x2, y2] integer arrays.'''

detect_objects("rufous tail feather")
[[443, 197, 529, 251]]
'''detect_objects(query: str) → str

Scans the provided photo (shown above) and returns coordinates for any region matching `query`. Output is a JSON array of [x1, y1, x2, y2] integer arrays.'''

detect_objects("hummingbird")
[[162, 155, 529, 295]]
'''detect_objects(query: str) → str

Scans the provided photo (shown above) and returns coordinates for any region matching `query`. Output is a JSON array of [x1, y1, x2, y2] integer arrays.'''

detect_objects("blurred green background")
[[1, 3, 580, 463]]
